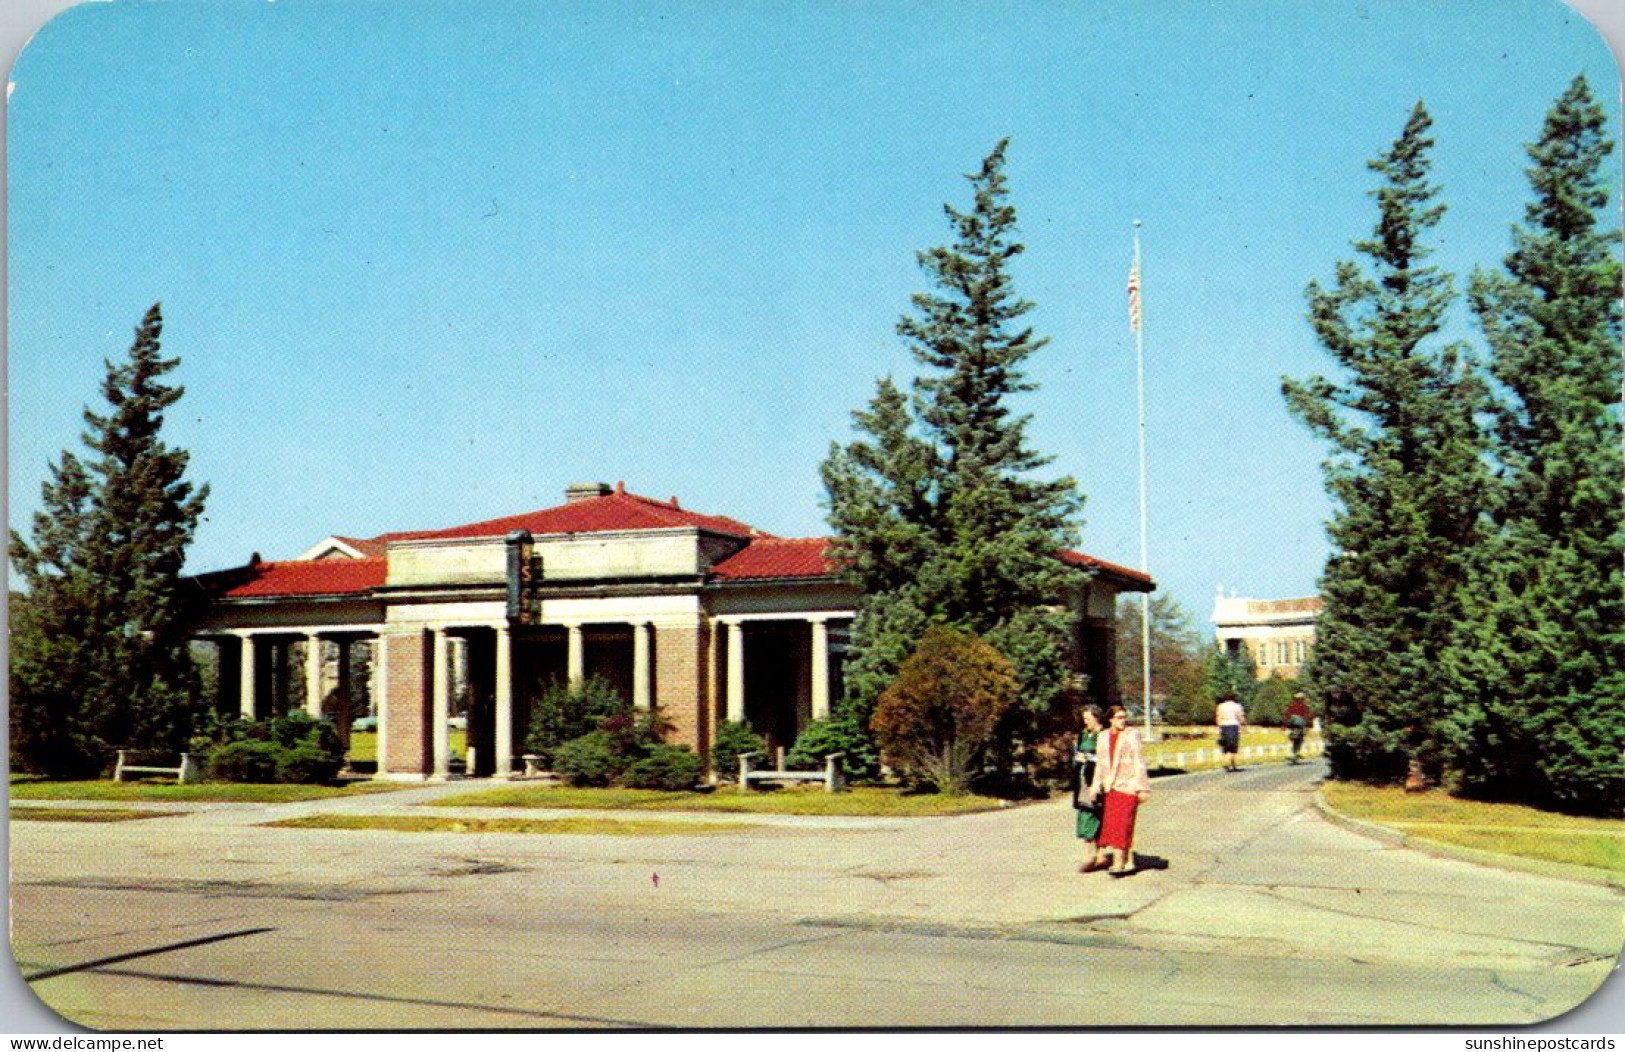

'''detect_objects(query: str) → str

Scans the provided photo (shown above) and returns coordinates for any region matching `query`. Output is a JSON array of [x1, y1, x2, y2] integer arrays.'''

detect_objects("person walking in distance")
[[1073, 706, 1107, 873], [1090, 705, 1151, 877], [1216, 692, 1246, 772], [1284, 692, 1312, 764]]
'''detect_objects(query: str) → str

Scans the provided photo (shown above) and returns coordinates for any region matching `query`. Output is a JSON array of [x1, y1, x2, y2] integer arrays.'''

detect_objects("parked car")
[[351, 716, 378, 732]]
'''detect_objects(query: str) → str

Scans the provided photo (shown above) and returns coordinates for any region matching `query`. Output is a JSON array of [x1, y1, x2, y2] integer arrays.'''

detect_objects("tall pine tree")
[[822, 140, 1085, 766], [1447, 76, 1624, 815], [11, 304, 210, 775], [1283, 103, 1492, 785]]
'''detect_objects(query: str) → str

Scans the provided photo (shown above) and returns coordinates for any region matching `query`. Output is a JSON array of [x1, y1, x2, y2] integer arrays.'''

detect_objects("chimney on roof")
[[565, 482, 613, 503]]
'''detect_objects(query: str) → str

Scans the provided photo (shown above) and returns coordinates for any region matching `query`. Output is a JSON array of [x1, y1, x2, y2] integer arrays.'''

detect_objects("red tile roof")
[[710, 537, 835, 580], [209, 558, 387, 599], [376, 486, 764, 544], [1059, 549, 1155, 591], [331, 536, 387, 559]]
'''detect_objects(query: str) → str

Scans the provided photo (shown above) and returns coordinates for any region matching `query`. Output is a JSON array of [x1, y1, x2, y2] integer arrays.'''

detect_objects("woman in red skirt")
[[1089, 705, 1151, 877]]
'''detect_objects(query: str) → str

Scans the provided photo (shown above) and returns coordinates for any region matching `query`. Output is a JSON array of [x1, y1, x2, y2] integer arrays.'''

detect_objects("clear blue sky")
[[7, 0, 1618, 628]]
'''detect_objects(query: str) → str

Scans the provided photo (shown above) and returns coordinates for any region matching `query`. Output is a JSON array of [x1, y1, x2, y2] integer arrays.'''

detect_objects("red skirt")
[[1099, 790, 1140, 850]]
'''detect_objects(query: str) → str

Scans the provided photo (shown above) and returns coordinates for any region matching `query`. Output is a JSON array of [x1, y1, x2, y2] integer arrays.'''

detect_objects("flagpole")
[[1132, 219, 1153, 743]]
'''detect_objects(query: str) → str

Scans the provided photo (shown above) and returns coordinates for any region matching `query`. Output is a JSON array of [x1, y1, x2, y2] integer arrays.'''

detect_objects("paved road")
[[10, 762, 1622, 1028]]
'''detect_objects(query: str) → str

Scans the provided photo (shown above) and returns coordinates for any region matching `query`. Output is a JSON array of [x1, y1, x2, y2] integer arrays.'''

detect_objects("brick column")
[[654, 619, 708, 755], [381, 629, 431, 776]]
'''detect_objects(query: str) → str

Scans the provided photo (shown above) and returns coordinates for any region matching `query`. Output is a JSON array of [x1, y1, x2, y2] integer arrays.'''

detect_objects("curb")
[[1312, 789, 1625, 890]]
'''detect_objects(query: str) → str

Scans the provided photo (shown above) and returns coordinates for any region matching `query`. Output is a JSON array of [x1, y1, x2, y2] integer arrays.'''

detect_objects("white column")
[[374, 635, 389, 774], [432, 629, 452, 780], [810, 617, 831, 720], [494, 625, 513, 779], [238, 633, 257, 719], [567, 623, 585, 686], [304, 634, 324, 718], [632, 621, 652, 710], [726, 620, 745, 723]]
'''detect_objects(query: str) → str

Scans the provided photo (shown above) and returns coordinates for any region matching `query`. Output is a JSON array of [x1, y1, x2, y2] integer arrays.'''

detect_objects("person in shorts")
[[1215, 692, 1246, 771]]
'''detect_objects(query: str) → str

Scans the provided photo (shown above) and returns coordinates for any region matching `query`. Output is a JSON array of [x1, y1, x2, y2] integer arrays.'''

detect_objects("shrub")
[[710, 720, 767, 776], [872, 625, 1018, 794], [525, 676, 628, 766], [202, 712, 345, 784], [277, 742, 343, 784], [622, 743, 703, 790], [553, 731, 622, 787], [785, 716, 880, 781], [207, 740, 283, 783]]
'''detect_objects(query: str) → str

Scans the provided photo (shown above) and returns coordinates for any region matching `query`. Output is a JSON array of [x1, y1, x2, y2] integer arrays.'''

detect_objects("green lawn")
[[432, 783, 1015, 816], [8, 780, 408, 803], [1322, 782, 1625, 875], [1142, 726, 1320, 772], [265, 814, 760, 835], [12, 806, 183, 822], [347, 729, 465, 763]]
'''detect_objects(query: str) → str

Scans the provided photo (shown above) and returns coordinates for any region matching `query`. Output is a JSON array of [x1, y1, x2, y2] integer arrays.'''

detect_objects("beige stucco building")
[[190, 481, 1153, 780], [1211, 595, 1322, 680]]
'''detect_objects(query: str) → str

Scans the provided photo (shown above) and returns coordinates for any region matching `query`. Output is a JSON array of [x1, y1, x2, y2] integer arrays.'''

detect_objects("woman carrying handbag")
[[1072, 705, 1107, 873]]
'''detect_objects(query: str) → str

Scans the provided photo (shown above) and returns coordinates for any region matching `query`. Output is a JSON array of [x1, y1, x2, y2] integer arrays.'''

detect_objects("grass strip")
[[9, 781, 409, 803], [428, 784, 1010, 816], [264, 814, 757, 835], [12, 807, 182, 823], [1322, 782, 1625, 875]]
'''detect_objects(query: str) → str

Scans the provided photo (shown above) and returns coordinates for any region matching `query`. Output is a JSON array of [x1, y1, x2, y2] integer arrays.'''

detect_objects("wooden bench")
[[738, 750, 846, 792], [114, 750, 201, 784]]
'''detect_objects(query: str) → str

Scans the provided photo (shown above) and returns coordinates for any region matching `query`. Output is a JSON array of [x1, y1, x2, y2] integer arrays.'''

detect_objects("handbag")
[[1075, 801, 1102, 840]]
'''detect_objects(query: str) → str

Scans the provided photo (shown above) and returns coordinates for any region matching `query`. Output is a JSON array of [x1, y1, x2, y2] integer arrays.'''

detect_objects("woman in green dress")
[[1073, 705, 1107, 872]]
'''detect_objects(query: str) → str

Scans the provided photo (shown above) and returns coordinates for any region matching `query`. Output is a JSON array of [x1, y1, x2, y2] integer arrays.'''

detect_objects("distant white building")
[[1211, 595, 1322, 680]]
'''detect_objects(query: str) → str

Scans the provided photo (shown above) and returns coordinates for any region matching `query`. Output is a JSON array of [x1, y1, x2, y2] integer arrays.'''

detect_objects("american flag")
[[1127, 252, 1142, 333]]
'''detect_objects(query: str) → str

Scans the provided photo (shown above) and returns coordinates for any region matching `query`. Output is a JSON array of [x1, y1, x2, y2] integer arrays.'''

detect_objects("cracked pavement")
[[10, 761, 1622, 1028]]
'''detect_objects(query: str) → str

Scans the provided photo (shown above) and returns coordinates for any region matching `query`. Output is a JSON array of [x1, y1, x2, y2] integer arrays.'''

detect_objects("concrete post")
[[304, 634, 324, 718], [810, 617, 830, 720], [238, 633, 257, 719], [567, 623, 585, 686], [374, 635, 389, 774], [432, 629, 452, 780], [494, 625, 513, 779], [633, 621, 651, 710], [726, 620, 745, 724]]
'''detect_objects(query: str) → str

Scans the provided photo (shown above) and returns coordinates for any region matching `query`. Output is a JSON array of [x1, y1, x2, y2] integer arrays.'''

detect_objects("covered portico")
[[190, 482, 1150, 780]]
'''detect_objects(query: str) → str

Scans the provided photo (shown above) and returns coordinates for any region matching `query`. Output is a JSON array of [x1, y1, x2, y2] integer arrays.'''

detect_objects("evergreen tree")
[[10, 304, 210, 774], [1201, 646, 1259, 713], [1447, 77, 1624, 814], [822, 141, 1086, 765], [1283, 104, 1492, 785]]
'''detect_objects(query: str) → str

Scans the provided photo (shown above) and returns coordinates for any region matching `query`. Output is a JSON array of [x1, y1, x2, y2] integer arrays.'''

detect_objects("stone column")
[[810, 616, 831, 720], [432, 629, 452, 780], [726, 620, 745, 723], [632, 621, 652, 710], [304, 634, 324, 718], [494, 625, 513, 779], [566, 623, 585, 686], [238, 633, 257, 719], [374, 634, 390, 774]]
